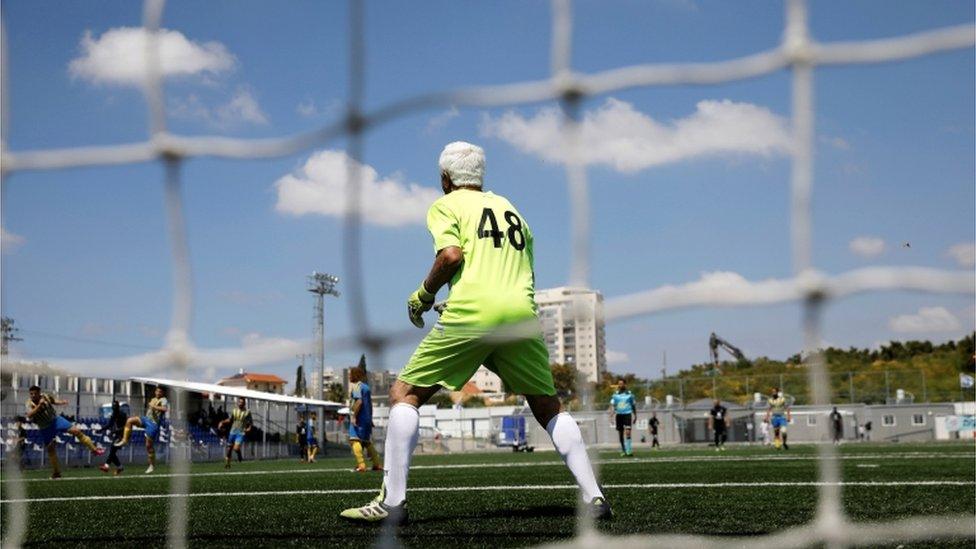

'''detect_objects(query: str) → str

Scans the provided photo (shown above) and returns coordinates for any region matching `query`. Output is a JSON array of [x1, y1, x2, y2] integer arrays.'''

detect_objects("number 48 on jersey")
[[477, 208, 525, 251]]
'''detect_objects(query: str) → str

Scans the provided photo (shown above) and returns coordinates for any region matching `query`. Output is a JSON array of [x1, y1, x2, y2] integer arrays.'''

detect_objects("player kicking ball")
[[340, 142, 611, 525], [765, 387, 791, 450], [349, 360, 383, 473], [25, 385, 105, 479], [219, 397, 252, 469], [114, 386, 168, 473]]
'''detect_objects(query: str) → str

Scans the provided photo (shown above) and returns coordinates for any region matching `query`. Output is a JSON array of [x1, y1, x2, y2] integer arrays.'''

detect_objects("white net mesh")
[[1, 0, 973, 547]]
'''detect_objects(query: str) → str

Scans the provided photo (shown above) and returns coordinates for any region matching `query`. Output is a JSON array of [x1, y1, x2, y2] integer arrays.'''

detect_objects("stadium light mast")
[[307, 272, 340, 400]]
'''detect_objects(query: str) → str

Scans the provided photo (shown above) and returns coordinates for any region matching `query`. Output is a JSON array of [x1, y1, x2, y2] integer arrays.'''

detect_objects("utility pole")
[[1, 317, 22, 356]]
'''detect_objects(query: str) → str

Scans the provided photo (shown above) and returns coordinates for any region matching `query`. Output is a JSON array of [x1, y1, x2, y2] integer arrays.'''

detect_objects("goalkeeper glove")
[[407, 283, 436, 328]]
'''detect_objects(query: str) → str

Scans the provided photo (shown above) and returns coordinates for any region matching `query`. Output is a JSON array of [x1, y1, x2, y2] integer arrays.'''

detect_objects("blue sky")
[[2, 1, 974, 385]]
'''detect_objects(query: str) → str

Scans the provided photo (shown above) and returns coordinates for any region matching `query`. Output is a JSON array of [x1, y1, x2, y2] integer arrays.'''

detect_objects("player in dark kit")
[[830, 407, 843, 445], [708, 399, 730, 451], [648, 412, 660, 449], [100, 400, 128, 475]]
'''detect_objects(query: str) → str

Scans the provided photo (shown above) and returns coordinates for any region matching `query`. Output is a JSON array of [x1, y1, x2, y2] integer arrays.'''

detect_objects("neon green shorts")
[[399, 326, 556, 396]]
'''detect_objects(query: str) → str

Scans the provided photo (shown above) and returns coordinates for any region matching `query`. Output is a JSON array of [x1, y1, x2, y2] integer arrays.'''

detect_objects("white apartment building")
[[309, 367, 340, 397], [535, 287, 607, 383], [470, 365, 504, 393]]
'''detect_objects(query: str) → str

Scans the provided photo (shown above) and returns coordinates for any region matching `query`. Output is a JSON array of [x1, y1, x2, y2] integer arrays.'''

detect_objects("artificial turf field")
[[1, 442, 973, 548]]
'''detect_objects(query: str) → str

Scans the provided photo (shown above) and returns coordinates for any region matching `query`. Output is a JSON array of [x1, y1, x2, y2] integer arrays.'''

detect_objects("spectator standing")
[[100, 400, 128, 475], [297, 418, 308, 461], [830, 407, 843, 444]]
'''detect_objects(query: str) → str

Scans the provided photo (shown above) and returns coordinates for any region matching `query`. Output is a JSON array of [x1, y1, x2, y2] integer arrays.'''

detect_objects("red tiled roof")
[[218, 372, 287, 385]]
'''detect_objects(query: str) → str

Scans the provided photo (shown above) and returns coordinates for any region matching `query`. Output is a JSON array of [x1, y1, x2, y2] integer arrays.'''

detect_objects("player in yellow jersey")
[[219, 397, 252, 468], [25, 385, 105, 479], [341, 141, 609, 525], [114, 385, 168, 473], [764, 387, 791, 450]]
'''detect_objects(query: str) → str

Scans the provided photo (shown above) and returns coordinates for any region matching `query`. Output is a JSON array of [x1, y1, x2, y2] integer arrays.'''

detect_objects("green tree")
[[551, 364, 578, 399], [325, 382, 345, 403], [427, 392, 456, 408]]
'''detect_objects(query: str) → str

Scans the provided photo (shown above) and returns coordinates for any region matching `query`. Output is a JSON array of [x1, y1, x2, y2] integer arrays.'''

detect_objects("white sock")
[[382, 402, 420, 507], [546, 412, 603, 502]]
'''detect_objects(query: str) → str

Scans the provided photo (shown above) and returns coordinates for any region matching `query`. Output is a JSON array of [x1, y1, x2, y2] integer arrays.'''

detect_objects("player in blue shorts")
[[306, 413, 320, 463], [349, 362, 383, 472], [764, 387, 791, 450], [26, 385, 105, 479], [219, 397, 252, 469], [115, 385, 169, 473], [608, 379, 637, 456]]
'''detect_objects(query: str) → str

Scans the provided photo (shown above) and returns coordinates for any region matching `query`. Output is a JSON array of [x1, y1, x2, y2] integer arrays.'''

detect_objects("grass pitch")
[[2, 442, 973, 547]]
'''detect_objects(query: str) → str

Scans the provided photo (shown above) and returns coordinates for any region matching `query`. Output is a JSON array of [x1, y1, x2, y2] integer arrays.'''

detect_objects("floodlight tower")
[[307, 272, 340, 400]]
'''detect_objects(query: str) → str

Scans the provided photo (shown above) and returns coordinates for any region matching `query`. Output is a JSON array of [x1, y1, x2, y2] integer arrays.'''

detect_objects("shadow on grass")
[[407, 504, 577, 525]]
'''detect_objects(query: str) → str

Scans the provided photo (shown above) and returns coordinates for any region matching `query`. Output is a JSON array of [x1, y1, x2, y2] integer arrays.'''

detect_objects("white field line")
[[2, 451, 972, 484], [2, 481, 973, 505]]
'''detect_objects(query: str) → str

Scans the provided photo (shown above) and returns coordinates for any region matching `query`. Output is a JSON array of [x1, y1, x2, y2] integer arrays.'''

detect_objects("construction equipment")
[[709, 332, 749, 372]]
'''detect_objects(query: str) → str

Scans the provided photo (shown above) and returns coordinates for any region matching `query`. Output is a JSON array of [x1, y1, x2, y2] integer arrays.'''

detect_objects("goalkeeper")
[[341, 141, 609, 525]]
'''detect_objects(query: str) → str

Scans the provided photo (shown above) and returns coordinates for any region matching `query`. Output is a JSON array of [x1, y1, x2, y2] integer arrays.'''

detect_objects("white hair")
[[438, 141, 485, 188]]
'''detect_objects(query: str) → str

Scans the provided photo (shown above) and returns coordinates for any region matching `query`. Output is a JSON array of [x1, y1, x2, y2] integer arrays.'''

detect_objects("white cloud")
[[170, 88, 268, 127], [425, 106, 460, 134], [1, 226, 24, 253], [947, 242, 976, 268], [216, 88, 268, 125], [69, 27, 236, 87], [481, 98, 791, 173], [849, 236, 886, 258], [274, 150, 441, 227], [170, 94, 210, 119], [296, 98, 319, 118], [605, 350, 630, 365], [295, 97, 342, 119], [889, 307, 961, 333]]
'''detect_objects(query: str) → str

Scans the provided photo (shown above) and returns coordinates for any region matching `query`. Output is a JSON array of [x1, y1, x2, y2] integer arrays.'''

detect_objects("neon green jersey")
[[769, 395, 787, 414], [426, 189, 537, 328]]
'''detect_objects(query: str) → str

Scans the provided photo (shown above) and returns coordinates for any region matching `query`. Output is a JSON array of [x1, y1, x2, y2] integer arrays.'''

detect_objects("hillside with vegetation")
[[564, 334, 976, 408]]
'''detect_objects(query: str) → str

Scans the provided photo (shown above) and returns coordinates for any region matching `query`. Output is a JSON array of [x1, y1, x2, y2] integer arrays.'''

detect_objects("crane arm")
[[709, 332, 748, 365]]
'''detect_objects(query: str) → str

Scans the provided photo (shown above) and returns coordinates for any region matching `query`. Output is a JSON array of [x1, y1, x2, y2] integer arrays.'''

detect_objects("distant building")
[[309, 367, 341, 399], [535, 286, 607, 384], [217, 370, 287, 394], [343, 367, 397, 404], [470, 366, 503, 394]]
